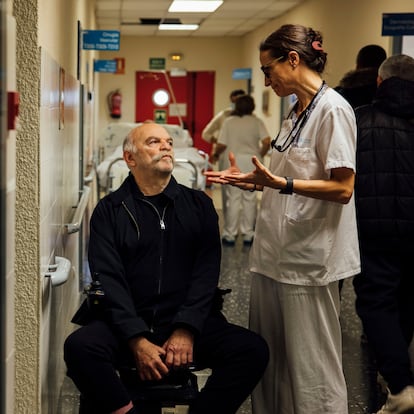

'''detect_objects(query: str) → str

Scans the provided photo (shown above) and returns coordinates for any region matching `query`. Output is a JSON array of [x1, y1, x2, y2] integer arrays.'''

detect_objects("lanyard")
[[271, 81, 328, 152]]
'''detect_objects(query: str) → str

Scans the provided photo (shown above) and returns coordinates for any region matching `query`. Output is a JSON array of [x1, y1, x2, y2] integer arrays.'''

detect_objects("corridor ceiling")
[[95, 0, 305, 37]]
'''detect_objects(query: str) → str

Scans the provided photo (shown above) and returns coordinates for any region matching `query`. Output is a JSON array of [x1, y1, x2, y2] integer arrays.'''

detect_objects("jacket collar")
[[339, 67, 379, 89], [108, 173, 181, 206]]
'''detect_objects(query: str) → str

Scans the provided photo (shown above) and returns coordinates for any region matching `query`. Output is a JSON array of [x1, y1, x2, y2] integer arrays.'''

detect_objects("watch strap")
[[279, 176, 293, 194]]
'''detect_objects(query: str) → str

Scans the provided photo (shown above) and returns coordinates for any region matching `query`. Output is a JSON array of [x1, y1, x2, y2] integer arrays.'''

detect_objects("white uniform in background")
[[218, 114, 269, 243], [202, 106, 233, 214]]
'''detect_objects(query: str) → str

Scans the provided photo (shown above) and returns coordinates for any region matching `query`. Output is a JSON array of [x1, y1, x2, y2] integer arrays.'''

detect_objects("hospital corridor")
[[2, 0, 414, 413]]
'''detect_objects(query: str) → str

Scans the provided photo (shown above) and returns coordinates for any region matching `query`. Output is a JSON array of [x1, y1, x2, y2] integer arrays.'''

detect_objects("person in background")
[[335, 44, 386, 108], [64, 123, 269, 414], [202, 88, 246, 161], [202, 88, 245, 215], [205, 24, 360, 414], [353, 54, 414, 414], [213, 94, 270, 246], [335, 45, 386, 296]]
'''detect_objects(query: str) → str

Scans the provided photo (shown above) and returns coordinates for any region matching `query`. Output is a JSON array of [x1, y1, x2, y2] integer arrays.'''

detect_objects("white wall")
[[403, 36, 414, 57], [38, 48, 82, 412]]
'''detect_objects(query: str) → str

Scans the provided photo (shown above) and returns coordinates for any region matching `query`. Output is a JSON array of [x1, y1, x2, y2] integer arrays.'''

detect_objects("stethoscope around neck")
[[271, 81, 327, 152]]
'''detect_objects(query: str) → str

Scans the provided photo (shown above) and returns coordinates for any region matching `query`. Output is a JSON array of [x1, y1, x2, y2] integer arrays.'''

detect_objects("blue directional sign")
[[232, 68, 252, 80], [382, 13, 414, 36], [82, 30, 120, 51], [94, 60, 117, 73]]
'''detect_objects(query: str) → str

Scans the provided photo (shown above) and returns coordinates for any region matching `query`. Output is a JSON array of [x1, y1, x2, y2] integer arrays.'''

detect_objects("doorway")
[[135, 70, 215, 153]]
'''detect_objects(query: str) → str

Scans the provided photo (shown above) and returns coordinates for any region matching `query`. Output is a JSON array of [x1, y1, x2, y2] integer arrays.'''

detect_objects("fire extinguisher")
[[107, 89, 122, 119]]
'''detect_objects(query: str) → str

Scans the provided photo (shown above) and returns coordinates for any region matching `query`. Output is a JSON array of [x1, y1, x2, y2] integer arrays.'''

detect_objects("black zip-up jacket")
[[355, 76, 414, 252], [86, 174, 221, 342]]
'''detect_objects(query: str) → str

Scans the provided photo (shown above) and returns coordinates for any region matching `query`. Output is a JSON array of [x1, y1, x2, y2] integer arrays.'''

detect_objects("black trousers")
[[353, 249, 414, 394], [64, 315, 269, 414]]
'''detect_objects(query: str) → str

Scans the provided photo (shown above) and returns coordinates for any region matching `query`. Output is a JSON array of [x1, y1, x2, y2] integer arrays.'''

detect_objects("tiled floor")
[[59, 188, 393, 414]]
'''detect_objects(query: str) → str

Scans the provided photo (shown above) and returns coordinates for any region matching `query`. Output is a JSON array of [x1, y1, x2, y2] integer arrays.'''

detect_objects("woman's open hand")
[[204, 152, 241, 184]]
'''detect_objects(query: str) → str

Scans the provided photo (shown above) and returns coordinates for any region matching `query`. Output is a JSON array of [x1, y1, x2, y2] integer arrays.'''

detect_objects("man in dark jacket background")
[[353, 54, 414, 414], [64, 123, 269, 414]]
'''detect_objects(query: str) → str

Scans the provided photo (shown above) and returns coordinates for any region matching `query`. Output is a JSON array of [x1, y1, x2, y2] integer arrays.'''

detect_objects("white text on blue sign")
[[94, 60, 117, 73], [82, 30, 120, 51]]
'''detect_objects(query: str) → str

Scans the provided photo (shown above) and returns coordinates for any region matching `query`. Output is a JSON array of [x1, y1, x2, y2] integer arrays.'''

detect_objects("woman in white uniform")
[[205, 24, 360, 414], [214, 94, 270, 245]]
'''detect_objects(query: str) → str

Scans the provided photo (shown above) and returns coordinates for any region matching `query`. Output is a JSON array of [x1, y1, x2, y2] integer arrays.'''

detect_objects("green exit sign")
[[149, 57, 166, 70], [154, 109, 167, 124]]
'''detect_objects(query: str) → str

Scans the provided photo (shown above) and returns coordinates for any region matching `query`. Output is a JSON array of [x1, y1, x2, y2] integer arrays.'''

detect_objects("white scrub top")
[[250, 87, 361, 286], [218, 114, 269, 172]]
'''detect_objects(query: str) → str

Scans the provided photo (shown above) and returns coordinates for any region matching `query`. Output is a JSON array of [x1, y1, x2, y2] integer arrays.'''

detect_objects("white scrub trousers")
[[222, 184, 257, 241], [222, 153, 258, 242], [249, 273, 348, 414]]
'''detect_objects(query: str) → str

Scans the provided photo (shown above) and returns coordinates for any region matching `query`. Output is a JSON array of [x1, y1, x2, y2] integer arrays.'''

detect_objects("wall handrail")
[[44, 256, 71, 287], [65, 185, 91, 234], [84, 168, 96, 184]]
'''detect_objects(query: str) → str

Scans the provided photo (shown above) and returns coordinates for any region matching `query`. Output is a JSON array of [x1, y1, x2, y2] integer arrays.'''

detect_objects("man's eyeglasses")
[[260, 56, 285, 79]]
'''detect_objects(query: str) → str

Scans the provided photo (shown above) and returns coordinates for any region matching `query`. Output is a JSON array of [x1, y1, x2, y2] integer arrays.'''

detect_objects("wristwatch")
[[279, 176, 294, 194]]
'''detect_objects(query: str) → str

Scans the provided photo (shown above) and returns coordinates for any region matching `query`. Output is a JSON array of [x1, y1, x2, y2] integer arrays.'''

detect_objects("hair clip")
[[312, 41, 323, 51]]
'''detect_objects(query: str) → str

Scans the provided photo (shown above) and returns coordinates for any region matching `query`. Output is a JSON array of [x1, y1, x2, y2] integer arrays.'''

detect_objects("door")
[[135, 70, 215, 153]]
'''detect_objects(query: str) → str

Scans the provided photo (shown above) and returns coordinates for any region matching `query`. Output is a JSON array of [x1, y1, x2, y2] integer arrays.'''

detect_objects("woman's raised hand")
[[204, 152, 241, 184]]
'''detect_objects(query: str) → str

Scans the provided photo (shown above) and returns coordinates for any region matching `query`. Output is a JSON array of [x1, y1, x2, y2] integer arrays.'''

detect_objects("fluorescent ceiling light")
[[169, 1, 223, 13], [159, 23, 199, 30]]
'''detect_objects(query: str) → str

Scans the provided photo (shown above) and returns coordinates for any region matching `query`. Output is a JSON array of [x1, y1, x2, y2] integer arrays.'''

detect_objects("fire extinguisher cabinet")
[[108, 89, 122, 119]]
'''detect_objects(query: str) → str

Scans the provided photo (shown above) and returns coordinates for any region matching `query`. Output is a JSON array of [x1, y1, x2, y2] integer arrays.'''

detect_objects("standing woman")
[[205, 24, 360, 414], [214, 94, 270, 246]]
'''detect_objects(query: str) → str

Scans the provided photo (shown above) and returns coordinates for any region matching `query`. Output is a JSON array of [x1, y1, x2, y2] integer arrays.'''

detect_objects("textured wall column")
[[13, 0, 41, 412]]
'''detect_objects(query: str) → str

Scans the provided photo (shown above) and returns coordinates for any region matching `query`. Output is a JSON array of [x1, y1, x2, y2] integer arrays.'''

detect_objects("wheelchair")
[[77, 283, 228, 413], [79, 365, 200, 414]]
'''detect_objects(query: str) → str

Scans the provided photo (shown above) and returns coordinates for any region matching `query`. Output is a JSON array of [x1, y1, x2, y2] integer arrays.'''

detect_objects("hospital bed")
[[96, 122, 209, 195]]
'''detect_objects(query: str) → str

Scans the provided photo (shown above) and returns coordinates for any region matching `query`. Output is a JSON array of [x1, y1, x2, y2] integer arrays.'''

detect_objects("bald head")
[[123, 123, 175, 182], [123, 123, 169, 151]]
